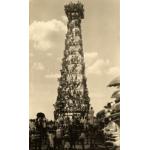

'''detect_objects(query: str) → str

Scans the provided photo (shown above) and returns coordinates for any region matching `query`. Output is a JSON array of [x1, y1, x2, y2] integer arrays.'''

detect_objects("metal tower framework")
[[54, 2, 90, 120]]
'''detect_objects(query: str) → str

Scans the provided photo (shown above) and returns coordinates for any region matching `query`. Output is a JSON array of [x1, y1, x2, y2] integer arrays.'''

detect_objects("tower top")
[[64, 2, 84, 20]]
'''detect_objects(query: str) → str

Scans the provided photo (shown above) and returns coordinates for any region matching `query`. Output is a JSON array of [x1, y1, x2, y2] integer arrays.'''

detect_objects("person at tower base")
[[88, 107, 94, 125], [63, 131, 71, 150], [79, 130, 86, 150]]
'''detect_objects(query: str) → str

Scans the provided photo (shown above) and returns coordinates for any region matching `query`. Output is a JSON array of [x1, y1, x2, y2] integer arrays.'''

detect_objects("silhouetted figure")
[[79, 131, 86, 150], [63, 131, 70, 150], [55, 126, 63, 150], [69, 124, 78, 149]]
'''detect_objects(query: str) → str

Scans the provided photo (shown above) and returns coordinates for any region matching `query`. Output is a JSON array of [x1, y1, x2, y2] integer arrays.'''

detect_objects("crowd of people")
[[29, 106, 120, 150], [29, 107, 98, 150]]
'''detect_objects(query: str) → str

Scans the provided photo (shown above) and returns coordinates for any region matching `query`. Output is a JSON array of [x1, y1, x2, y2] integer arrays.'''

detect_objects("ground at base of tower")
[[30, 138, 120, 150], [30, 143, 112, 150]]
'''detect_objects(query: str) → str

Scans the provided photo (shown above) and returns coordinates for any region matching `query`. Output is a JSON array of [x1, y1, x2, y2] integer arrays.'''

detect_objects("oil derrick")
[[54, 2, 90, 120]]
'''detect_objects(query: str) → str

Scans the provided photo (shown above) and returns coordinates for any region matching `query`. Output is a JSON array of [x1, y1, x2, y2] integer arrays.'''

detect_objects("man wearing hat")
[[103, 115, 120, 149], [103, 114, 119, 135]]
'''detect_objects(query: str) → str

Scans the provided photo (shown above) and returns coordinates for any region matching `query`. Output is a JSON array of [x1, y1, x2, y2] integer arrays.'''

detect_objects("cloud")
[[56, 57, 62, 63], [86, 58, 110, 75], [84, 53, 118, 77], [30, 20, 67, 51], [86, 60, 102, 75], [45, 73, 60, 79], [84, 52, 99, 67], [84, 52, 99, 59], [84, 52, 110, 75], [32, 62, 45, 71], [47, 52, 52, 57], [61, 15, 68, 23], [90, 92, 105, 98], [106, 66, 120, 76]]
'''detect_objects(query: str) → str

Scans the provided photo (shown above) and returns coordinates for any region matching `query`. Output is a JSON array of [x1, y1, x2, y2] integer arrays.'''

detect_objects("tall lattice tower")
[[54, 2, 90, 120]]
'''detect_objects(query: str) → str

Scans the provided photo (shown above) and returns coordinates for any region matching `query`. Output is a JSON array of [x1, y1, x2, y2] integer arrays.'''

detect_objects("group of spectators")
[[29, 107, 97, 150], [29, 106, 120, 150]]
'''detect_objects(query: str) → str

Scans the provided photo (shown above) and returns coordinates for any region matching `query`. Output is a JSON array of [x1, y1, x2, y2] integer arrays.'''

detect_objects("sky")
[[29, 0, 120, 120]]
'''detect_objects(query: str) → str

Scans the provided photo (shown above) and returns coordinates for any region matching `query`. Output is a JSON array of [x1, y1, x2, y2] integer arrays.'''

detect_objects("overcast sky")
[[29, 0, 120, 120]]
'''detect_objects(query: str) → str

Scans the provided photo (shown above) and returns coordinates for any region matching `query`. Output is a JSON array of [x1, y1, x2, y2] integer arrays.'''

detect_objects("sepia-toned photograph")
[[29, 0, 120, 150]]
